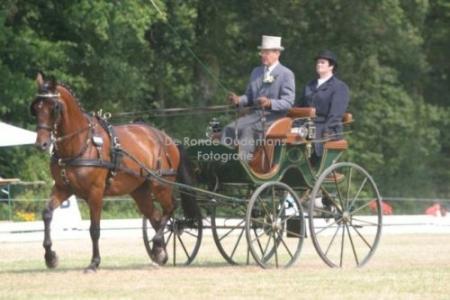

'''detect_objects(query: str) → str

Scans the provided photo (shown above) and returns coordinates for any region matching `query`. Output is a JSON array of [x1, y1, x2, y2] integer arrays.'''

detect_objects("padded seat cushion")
[[324, 139, 348, 150], [287, 107, 316, 118]]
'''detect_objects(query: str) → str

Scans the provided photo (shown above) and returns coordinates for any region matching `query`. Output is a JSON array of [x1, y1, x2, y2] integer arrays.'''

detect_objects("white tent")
[[0, 121, 37, 147]]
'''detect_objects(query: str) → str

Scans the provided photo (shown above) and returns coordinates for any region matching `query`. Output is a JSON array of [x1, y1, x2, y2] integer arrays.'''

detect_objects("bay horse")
[[30, 73, 199, 272]]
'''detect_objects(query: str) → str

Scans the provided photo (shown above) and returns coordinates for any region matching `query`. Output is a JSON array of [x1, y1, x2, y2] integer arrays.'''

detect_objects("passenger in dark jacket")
[[298, 50, 350, 157]]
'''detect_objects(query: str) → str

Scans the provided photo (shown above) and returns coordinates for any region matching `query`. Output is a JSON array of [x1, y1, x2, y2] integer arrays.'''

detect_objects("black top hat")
[[315, 50, 337, 66]]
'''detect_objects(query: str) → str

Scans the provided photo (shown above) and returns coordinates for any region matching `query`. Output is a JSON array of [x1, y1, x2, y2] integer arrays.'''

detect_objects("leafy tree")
[[0, 0, 448, 201]]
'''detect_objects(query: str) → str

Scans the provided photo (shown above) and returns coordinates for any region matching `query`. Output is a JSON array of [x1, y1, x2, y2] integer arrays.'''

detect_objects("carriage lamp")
[[306, 120, 316, 140], [206, 118, 221, 138], [291, 125, 309, 138]]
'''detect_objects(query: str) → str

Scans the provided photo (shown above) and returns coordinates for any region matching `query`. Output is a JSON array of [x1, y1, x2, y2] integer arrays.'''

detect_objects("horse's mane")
[[58, 82, 85, 113]]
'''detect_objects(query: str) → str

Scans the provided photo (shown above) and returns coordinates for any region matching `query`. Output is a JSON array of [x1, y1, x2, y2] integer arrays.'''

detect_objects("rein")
[[54, 123, 94, 143]]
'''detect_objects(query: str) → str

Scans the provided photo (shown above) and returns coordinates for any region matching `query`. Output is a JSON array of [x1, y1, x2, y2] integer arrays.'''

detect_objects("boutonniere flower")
[[263, 74, 277, 84]]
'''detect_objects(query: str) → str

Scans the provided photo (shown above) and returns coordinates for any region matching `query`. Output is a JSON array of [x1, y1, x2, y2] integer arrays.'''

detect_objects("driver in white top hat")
[[222, 35, 296, 161]]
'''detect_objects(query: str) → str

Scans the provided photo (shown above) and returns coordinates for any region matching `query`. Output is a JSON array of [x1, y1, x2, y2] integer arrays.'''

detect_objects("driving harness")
[[52, 114, 178, 190]]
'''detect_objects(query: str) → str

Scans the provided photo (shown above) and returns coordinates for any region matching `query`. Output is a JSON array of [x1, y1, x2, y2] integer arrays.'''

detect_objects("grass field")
[[1, 233, 449, 300]]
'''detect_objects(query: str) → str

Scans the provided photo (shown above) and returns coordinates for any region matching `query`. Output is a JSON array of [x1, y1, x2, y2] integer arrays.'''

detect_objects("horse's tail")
[[176, 144, 201, 219]]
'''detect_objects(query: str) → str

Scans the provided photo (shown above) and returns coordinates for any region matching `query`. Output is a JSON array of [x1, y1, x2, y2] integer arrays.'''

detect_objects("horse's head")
[[30, 72, 63, 151]]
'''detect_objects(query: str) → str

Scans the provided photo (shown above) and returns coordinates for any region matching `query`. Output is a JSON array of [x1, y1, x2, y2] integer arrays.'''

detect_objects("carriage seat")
[[287, 107, 316, 119], [265, 117, 293, 140], [323, 113, 352, 150], [250, 112, 351, 174], [263, 111, 352, 145], [249, 117, 292, 174], [324, 139, 348, 150], [287, 107, 352, 125]]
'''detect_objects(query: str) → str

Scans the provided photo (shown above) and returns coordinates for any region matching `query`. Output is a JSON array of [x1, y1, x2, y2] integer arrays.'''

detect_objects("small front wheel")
[[245, 182, 305, 268], [143, 205, 203, 266]]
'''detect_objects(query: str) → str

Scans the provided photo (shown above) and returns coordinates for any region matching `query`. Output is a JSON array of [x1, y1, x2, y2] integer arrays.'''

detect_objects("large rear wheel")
[[309, 162, 382, 268]]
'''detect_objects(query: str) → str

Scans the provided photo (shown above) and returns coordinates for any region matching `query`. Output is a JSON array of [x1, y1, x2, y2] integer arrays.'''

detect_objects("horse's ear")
[[36, 72, 45, 88], [48, 76, 57, 92]]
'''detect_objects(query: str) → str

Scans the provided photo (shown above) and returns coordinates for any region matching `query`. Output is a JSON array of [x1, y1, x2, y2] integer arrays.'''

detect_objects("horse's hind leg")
[[43, 186, 71, 269], [132, 181, 175, 265], [150, 182, 176, 265]]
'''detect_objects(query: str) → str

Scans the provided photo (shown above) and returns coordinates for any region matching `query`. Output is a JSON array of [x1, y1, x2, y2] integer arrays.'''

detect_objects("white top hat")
[[258, 35, 285, 51]]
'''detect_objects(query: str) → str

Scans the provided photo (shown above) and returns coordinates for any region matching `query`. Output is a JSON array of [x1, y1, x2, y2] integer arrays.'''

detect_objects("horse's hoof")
[[151, 247, 168, 265], [45, 251, 59, 269], [84, 266, 97, 274]]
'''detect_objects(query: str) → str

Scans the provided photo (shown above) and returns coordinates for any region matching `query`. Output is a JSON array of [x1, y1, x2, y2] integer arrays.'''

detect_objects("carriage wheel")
[[309, 162, 382, 268], [211, 202, 250, 265], [245, 182, 305, 268], [142, 205, 203, 266]]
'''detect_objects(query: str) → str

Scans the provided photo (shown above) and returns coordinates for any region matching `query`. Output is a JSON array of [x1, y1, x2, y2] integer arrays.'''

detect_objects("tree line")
[[0, 0, 449, 198]]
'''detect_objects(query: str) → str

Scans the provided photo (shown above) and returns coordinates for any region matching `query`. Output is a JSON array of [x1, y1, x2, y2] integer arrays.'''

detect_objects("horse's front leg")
[[85, 191, 103, 273], [43, 186, 71, 269]]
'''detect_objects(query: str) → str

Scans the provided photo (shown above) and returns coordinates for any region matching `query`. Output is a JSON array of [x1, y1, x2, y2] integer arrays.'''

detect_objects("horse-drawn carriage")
[[31, 74, 382, 271], [142, 107, 383, 269]]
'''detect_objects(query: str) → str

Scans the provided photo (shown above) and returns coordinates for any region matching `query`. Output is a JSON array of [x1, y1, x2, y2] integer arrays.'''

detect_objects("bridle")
[[30, 90, 95, 147], [31, 92, 63, 133]]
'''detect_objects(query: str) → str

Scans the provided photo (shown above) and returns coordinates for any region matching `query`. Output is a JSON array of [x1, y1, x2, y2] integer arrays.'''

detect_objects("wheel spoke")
[[273, 229, 279, 268], [165, 231, 173, 245], [219, 219, 246, 241], [324, 224, 341, 256], [349, 223, 373, 250], [345, 167, 353, 210], [332, 171, 345, 210], [252, 227, 265, 256], [350, 201, 372, 215], [351, 217, 379, 226], [278, 201, 287, 218], [314, 217, 344, 236], [177, 233, 191, 259], [345, 223, 359, 266], [183, 230, 200, 238], [271, 186, 279, 267], [285, 228, 305, 238], [258, 196, 272, 217], [230, 227, 245, 259], [348, 177, 368, 211], [321, 189, 343, 213], [313, 207, 338, 217], [262, 232, 273, 257], [255, 228, 266, 238], [250, 217, 271, 227], [276, 231, 294, 259], [340, 223, 345, 267]]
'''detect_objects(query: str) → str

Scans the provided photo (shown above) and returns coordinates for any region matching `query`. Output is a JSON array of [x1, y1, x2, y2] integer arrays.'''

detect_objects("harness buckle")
[[60, 168, 70, 185], [113, 137, 121, 148], [58, 158, 65, 167]]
